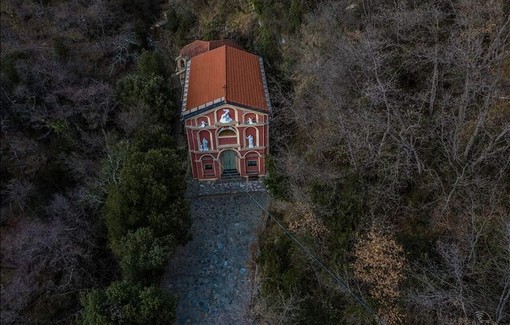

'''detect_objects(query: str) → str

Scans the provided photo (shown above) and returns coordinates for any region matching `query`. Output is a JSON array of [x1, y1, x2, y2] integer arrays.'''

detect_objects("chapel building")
[[176, 40, 271, 180]]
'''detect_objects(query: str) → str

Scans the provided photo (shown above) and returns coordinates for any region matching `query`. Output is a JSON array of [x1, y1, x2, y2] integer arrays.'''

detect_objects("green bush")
[[259, 232, 304, 296], [116, 74, 175, 121], [133, 125, 175, 152], [80, 281, 176, 325], [263, 155, 289, 200], [105, 148, 189, 246], [137, 51, 169, 79], [147, 199, 190, 239], [287, 0, 303, 33], [114, 227, 176, 282]]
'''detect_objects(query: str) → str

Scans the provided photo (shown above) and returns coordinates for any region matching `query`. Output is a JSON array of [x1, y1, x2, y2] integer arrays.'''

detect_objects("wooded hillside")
[[1, 0, 509, 324], [259, 1, 510, 324]]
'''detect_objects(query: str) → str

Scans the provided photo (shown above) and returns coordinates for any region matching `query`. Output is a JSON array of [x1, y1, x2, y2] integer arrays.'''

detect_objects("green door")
[[221, 150, 237, 170]]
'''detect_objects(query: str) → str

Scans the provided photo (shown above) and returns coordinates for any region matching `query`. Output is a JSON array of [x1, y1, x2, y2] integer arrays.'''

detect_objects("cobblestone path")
[[162, 181, 268, 325]]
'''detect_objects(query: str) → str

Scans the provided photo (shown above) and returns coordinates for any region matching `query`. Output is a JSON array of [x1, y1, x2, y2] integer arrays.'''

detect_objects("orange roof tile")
[[180, 40, 243, 59], [184, 46, 226, 110], [183, 45, 269, 113]]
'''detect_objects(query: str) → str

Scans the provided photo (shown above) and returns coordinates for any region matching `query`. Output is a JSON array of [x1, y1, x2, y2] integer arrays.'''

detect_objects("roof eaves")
[[258, 57, 272, 113], [182, 100, 269, 121], [225, 100, 269, 113], [181, 97, 226, 120], [180, 60, 191, 115]]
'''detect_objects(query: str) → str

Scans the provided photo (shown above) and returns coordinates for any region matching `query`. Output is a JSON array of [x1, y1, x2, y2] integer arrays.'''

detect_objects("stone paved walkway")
[[163, 180, 268, 325]]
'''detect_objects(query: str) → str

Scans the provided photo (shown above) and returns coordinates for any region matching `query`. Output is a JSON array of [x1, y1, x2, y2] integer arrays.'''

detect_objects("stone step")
[[216, 177, 244, 184], [221, 169, 240, 180]]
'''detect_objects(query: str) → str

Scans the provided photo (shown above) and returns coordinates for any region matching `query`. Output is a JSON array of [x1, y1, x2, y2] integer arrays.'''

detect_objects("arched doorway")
[[220, 150, 238, 175]]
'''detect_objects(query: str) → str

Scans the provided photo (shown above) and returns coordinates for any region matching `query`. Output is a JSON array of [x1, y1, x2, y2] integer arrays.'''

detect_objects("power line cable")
[[215, 160, 382, 324]]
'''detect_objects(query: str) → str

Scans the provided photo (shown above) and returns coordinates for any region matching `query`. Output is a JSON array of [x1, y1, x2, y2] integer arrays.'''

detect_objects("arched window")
[[217, 127, 238, 146], [219, 129, 236, 136]]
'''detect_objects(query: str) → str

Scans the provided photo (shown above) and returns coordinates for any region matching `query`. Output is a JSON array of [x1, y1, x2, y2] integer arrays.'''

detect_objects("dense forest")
[[256, 1, 510, 324], [1, 0, 509, 324], [1, 0, 188, 323]]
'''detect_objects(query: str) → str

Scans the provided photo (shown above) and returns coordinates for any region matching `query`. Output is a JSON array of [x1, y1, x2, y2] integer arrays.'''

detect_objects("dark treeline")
[[1, 0, 188, 323]]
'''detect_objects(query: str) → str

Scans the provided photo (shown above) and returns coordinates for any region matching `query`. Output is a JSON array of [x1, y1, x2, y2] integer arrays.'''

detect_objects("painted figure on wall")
[[246, 135, 254, 148], [220, 109, 233, 123], [201, 138, 209, 151]]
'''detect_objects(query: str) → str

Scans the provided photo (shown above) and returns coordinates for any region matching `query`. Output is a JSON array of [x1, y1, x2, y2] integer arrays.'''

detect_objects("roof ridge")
[[224, 45, 228, 100]]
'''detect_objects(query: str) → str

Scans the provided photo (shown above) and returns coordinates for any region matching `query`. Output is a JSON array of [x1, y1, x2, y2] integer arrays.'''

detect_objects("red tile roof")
[[180, 40, 243, 59], [183, 45, 269, 112]]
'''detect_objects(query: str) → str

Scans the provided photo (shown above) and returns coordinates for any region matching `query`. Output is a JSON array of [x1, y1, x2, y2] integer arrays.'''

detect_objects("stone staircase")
[[221, 169, 240, 180]]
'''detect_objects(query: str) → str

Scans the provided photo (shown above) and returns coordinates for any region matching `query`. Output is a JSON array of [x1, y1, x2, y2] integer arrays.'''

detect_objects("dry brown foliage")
[[353, 224, 408, 325], [288, 203, 330, 238]]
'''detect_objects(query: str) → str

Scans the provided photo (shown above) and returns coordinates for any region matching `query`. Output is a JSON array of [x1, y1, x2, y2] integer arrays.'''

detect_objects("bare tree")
[[1, 193, 99, 324], [267, 0, 510, 323]]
